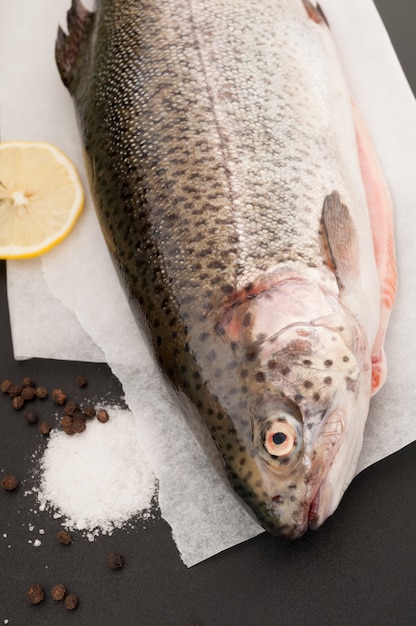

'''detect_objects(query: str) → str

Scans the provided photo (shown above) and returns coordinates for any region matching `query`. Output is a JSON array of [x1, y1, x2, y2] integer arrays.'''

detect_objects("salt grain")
[[34, 406, 156, 536]]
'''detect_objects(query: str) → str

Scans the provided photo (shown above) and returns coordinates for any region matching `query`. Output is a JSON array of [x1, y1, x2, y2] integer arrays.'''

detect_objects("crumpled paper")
[[2, 0, 416, 566]]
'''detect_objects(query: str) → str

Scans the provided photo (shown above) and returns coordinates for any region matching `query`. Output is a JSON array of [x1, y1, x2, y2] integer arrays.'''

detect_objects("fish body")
[[56, 0, 396, 537]]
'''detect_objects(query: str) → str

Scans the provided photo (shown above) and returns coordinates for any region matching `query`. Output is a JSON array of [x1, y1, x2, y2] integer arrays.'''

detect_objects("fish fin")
[[301, 1, 329, 26], [321, 191, 359, 291], [351, 101, 397, 395], [55, 0, 95, 89]]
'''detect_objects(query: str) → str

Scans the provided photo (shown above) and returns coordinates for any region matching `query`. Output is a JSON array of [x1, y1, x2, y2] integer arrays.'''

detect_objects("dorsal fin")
[[55, 0, 95, 89]]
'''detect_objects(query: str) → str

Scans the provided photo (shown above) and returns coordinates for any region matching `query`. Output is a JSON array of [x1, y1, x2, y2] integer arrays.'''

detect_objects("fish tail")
[[55, 0, 95, 90]]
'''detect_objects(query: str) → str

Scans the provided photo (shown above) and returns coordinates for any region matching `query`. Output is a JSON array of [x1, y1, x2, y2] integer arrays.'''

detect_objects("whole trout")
[[56, 0, 396, 537]]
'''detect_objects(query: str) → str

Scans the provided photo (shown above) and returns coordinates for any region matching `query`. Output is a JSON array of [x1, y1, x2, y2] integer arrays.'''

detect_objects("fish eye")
[[262, 414, 301, 461]]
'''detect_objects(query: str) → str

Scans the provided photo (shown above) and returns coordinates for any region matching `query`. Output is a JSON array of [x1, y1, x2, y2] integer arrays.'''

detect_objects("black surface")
[[1, 3, 416, 625]]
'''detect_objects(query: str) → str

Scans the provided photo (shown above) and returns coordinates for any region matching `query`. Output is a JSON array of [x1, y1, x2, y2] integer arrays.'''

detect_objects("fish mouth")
[[308, 487, 321, 529], [264, 407, 349, 537], [307, 408, 345, 525], [267, 490, 321, 538]]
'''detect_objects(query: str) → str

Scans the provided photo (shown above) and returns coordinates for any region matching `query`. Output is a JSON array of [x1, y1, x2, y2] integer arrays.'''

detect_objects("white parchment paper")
[[2, 0, 416, 565]]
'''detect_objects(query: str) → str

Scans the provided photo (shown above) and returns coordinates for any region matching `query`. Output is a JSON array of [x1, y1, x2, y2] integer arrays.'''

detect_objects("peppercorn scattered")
[[21, 386, 36, 401], [27, 583, 45, 605], [72, 418, 86, 434], [64, 401, 79, 416], [0, 379, 12, 393], [51, 584, 66, 601], [83, 404, 96, 419], [22, 376, 36, 388], [8, 384, 22, 399], [1, 475, 19, 491], [106, 552, 124, 570], [25, 409, 39, 425], [61, 414, 73, 428], [36, 386, 48, 399], [64, 593, 78, 610], [2, 376, 117, 438], [97, 409, 109, 424], [72, 408, 84, 420], [12, 395, 25, 410], [38, 421, 51, 436], [62, 421, 75, 436], [1, 377, 135, 612], [52, 388, 67, 405], [76, 375, 87, 388], [57, 530, 72, 545], [61, 415, 85, 436]]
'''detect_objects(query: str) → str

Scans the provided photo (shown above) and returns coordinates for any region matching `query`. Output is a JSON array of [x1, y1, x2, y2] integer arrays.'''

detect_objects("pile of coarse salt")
[[34, 405, 156, 539]]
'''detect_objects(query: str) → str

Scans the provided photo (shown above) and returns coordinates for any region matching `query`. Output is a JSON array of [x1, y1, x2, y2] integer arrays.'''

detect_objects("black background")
[[1, 2, 415, 624]]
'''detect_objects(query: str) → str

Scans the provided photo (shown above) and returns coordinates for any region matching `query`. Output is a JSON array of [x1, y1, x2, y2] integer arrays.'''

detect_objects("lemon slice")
[[0, 141, 84, 259]]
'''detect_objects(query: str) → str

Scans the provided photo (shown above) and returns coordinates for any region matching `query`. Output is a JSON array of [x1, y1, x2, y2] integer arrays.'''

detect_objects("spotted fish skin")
[[56, 0, 395, 536]]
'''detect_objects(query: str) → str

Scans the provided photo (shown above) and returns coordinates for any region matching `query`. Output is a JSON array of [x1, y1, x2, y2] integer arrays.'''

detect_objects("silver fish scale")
[[86, 0, 365, 303], [165, 0, 365, 288]]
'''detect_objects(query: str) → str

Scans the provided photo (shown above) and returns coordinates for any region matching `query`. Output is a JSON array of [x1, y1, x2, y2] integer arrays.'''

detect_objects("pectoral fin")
[[321, 191, 359, 291]]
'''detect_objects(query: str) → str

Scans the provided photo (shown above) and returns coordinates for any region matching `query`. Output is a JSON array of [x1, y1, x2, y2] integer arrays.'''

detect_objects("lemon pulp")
[[0, 141, 84, 259]]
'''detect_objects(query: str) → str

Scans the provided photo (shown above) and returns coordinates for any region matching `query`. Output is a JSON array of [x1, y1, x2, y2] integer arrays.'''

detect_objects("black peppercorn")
[[8, 384, 22, 398], [38, 421, 51, 436], [71, 408, 85, 420], [21, 386, 37, 401], [61, 415, 86, 435], [106, 552, 124, 570], [22, 376, 36, 388], [52, 388, 67, 405], [72, 418, 86, 434], [62, 422, 76, 436], [51, 583, 66, 601], [61, 414, 72, 428], [64, 401, 79, 416], [64, 593, 78, 610], [0, 379, 12, 393], [25, 409, 39, 424], [12, 395, 25, 410], [76, 375, 87, 387], [1, 475, 19, 491], [27, 583, 44, 605], [35, 386, 48, 399], [97, 409, 109, 423], [83, 404, 96, 419], [57, 530, 72, 545]]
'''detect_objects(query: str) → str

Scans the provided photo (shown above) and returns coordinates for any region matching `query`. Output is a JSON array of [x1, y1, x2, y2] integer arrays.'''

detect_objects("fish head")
[[251, 321, 371, 537], [215, 274, 372, 537]]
